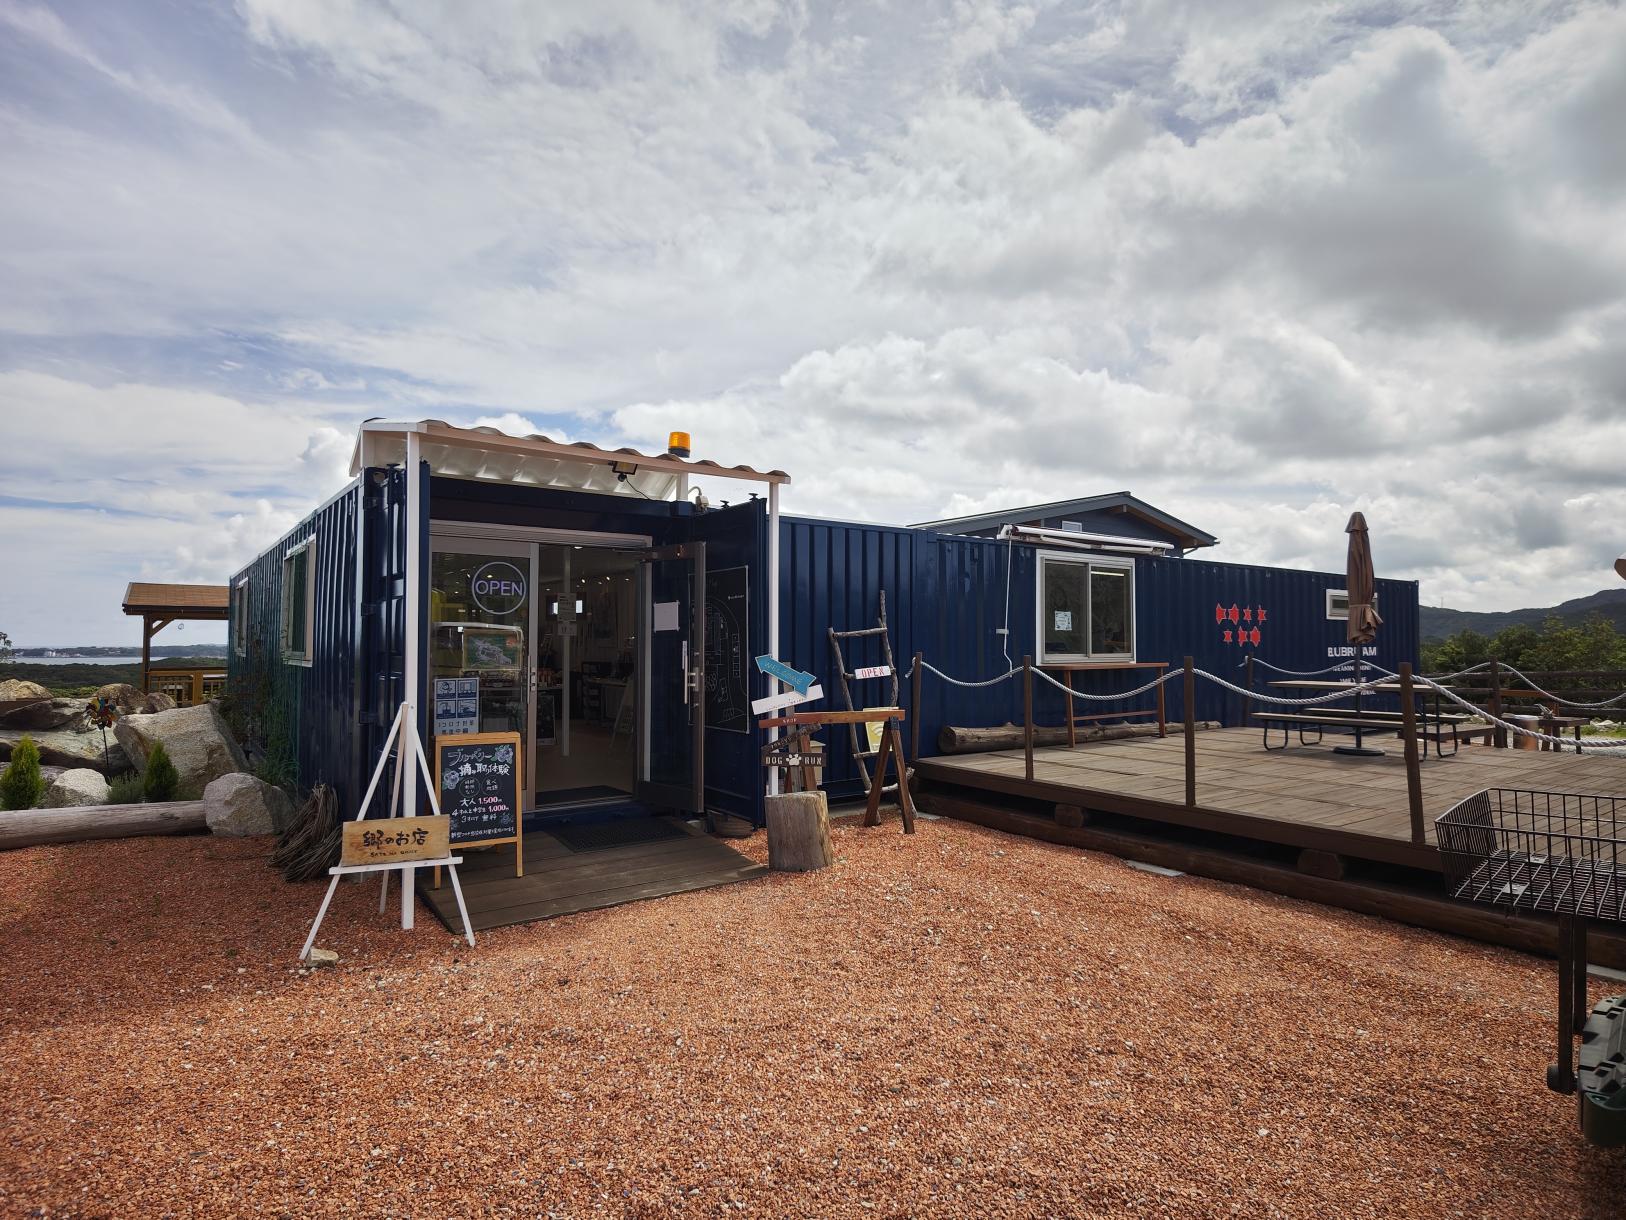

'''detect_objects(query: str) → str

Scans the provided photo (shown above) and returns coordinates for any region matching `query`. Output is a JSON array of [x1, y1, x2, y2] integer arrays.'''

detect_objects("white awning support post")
[[401, 427, 423, 931], [767, 482, 781, 797]]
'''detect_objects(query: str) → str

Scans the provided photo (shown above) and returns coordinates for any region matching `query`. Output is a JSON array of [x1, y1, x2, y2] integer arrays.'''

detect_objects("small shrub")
[[107, 771, 144, 805], [0, 736, 45, 810], [142, 741, 179, 803]]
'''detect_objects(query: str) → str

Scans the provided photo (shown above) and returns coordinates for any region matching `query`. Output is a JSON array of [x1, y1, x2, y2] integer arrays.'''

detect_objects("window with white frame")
[[1327, 588, 1378, 620], [232, 579, 249, 657], [280, 541, 316, 663], [1037, 554, 1134, 663]]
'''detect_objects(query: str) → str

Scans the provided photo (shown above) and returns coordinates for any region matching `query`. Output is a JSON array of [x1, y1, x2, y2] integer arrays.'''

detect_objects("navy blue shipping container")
[[232, 432, 1419, 824]]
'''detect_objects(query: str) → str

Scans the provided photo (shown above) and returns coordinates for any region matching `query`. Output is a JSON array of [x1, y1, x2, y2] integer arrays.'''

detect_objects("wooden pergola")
[[121, 583, 230, 693]]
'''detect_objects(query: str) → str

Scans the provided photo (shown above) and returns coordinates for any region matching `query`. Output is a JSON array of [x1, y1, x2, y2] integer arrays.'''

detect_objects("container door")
[[636, 542, 706, 813]]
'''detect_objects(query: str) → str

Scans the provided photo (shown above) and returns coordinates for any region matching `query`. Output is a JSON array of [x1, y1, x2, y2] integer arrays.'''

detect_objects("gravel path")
[[1, 816, 1622, 1218]]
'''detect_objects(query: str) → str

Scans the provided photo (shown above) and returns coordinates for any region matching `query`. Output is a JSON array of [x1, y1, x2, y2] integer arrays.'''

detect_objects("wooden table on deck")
[[1267, 678, 1409, 754], [1042, 662, 1168, 746]]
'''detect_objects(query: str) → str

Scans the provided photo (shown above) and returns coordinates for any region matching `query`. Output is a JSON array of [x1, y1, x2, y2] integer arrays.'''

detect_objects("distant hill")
[[1421, 589, 1626, 642]]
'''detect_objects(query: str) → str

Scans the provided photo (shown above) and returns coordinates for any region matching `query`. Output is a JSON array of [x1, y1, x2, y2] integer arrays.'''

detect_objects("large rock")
[[0, 698, 88, 731], [42, 768, 111, 809], [94, 683, 176, 715], [114, 703, 248, 799], [0, 678, 51, 704], [203, 772, 293, 837], [0, 728, 129, 775]]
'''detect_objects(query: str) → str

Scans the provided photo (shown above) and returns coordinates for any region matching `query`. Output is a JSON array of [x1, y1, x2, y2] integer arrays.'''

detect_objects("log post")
[[765, 791, 834, 871], [1489, 658, 1505, 748], [1183, 655, 1196, 809], [1399, 662, 1426, 845]]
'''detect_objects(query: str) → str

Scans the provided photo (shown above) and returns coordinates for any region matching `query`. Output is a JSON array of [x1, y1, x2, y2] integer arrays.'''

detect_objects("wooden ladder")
[[827, 591, 901, 798]]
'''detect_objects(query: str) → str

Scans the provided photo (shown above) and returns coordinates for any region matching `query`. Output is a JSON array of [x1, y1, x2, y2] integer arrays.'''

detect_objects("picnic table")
[[1257, 678, 1492, 758]]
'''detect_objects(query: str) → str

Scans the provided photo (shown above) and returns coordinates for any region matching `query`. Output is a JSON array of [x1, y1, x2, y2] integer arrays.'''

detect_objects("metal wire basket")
[[1436, 788, 1626, 924]]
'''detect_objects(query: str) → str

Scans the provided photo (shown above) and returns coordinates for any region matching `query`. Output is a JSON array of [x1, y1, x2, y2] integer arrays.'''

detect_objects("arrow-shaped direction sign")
[[750, 684, 824, 716], [755, 654, 816, 694]]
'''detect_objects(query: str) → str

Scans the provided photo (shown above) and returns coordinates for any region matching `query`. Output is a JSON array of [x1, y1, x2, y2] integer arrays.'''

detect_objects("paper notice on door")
[[1054, 610, 1073, 631], [654, 600, 680, 632]]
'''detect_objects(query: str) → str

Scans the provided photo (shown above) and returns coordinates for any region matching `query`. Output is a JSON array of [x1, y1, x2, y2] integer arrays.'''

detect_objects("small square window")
[[1038, 554, 1134, 664]]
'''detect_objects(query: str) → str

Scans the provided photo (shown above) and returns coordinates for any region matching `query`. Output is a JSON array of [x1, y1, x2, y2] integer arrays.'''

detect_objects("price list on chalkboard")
[[435, 732, 521, 848]]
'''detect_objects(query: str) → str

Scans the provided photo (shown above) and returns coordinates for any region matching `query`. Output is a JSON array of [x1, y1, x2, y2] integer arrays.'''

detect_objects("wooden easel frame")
[[300, 701, 476, 959], [432, 730, 524, 886]]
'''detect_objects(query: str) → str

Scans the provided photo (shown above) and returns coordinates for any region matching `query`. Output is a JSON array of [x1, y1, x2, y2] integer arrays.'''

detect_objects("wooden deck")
[[419, 818, 766, 932], [915, 728, 1626, 871]]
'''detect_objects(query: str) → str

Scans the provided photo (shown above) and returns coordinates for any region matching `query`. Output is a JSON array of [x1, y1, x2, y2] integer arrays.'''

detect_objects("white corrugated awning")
[[350, 419, 790, 500]]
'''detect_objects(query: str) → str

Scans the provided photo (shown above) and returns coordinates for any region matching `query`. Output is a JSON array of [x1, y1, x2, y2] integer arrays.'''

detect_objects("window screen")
[[1039, 556, 1134, 663]]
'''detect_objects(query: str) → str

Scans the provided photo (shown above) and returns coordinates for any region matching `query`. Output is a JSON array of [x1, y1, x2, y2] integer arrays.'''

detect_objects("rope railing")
[[911, 652, 1626, 750], [1237, 657, 1358, 677], [1466, 662, 1626, 711]]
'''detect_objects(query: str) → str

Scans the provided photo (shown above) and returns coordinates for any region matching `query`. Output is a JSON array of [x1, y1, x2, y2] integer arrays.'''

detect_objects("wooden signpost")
[[434, 731, 523, 880], [758, 707, 916, 833]]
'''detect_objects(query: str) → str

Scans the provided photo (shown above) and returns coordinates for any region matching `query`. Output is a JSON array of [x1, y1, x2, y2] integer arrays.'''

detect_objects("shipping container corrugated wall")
[[227, 466, 413, 814], [777, 517, 1420, 799]]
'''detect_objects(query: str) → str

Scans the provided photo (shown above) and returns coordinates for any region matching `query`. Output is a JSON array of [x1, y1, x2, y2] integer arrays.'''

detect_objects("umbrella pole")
[[1333, 650, 1385, 757]]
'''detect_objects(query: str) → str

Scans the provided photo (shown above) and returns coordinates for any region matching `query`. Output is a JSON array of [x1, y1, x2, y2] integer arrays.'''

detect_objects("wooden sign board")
[[435, 731, 523, 876], [852, 665, 892, 680], [341, 815, 450, 867]]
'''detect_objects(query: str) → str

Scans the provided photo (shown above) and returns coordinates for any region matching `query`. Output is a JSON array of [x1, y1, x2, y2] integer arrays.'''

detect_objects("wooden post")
[[1399, 662, 1426, 845], [1183, 656, 1196, 809], [1243, 654, 1253, 727], [1022, 654, 1034, 783], [910, 651, 923, 767], [1489, 658, 1505, 748], [140, 615, 153, 696]]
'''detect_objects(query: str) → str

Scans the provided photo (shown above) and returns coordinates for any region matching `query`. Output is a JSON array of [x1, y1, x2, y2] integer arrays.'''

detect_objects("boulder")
[[114, 703, 248, 799], [203, 772, 294, 837], [0, 728, 129, 775], [92, 683, 175, 715], [0, 679, 51, 704], [0, 698, 88, 731], [42, 768, 111, 809]]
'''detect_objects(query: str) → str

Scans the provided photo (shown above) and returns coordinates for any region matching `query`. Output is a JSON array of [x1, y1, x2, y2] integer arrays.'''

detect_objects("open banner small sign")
[[341, 815, 450, 867]]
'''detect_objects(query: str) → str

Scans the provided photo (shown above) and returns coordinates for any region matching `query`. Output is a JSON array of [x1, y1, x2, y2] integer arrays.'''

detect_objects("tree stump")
[[765, 791, 833, 872]]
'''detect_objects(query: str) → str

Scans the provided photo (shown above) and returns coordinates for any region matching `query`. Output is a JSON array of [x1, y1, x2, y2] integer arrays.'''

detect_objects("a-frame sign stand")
[[298, 701, 476, 959]]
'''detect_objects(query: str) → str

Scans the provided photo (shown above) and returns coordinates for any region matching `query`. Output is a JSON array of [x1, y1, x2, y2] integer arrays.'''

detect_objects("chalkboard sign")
[[434, 732, 523, 875], [705, 565, 750, 733]]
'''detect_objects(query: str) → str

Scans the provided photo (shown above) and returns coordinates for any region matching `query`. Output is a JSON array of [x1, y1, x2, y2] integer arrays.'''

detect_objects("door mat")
[[536, 785, 628, 808], [550, 817, 690, 854]]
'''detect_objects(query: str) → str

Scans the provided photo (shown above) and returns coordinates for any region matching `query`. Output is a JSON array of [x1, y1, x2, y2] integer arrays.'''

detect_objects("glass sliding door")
[[427, 537, 536, 804], [636, 542, 706, 813]]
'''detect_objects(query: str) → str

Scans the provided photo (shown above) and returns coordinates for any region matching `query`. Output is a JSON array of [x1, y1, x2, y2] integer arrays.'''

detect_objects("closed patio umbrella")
[[1345, 511, 1382, 645], [1339, 511, 1384, 756]]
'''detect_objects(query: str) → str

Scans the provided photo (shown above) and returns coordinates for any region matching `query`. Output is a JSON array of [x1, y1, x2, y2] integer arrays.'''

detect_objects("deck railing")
[[145, 665, 227, 708]]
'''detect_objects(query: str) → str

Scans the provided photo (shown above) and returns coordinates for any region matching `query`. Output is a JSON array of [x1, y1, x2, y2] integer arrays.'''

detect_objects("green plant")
[[142, 741, 180, 803], [0, 735, 45, 810], [107, 771, 144, 804]]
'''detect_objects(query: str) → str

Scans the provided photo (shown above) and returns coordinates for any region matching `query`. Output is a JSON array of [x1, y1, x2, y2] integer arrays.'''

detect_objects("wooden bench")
[[1251, 712, 1492, 758]]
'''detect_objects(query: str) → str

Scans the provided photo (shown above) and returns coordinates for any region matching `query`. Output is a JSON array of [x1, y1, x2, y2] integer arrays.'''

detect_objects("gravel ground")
[[1, 816, 1623, 1218]]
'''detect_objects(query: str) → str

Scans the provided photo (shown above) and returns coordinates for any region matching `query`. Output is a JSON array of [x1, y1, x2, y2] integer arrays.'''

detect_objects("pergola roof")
[[350, 419, 790, 501], [122, 582, 230, 620]]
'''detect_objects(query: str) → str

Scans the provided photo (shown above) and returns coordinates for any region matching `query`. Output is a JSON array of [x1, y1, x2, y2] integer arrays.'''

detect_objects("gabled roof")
[[122, 583, 230, 618], [351, 419, 790, 500], [912, 492, 1218, 549]]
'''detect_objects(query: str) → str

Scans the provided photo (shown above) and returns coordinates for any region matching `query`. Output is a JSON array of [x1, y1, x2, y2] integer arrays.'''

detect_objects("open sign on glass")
[[470, 561, 527, 616]]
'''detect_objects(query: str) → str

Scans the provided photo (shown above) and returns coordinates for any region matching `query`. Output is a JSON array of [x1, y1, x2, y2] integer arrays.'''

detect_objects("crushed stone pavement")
[[1, 817, 1623, 1218]]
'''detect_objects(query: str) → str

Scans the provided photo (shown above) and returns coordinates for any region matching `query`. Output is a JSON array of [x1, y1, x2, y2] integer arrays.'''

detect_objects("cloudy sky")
[[1, 0, 1623, 646]]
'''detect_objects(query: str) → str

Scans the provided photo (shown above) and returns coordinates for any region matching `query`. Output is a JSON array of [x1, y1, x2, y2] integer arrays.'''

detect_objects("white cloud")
[[1, 0, 1624, 643]]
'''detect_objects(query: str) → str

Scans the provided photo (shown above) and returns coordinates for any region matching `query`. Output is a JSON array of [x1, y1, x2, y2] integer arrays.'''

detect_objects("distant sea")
[[4, 656, 147, 666]]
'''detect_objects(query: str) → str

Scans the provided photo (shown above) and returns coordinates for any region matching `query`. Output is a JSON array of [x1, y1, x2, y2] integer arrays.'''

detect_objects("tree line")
[[1422, 613, 1626, 676]]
